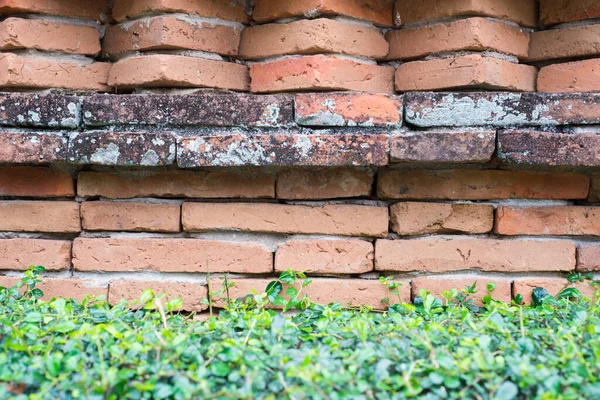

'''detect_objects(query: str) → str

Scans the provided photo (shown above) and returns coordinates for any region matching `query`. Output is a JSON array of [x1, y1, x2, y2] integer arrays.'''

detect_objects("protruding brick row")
[[387, 18, 530, 61], [0, 239, 71, 271], [0, 93, 82, 129], [275, 239, 374, 274], [68, 131, 176, 166], [390, 203, 494, 235], [412, 276, 512, 305], [395, 55, 537, 92], [0, 201, 80, 233], [0, 0, 111, 22], [112, 0, 249, 23], [253, 0, 394, 27], [0, 276, 107, 302], [513, 278, 595, 305], [498, 130, 600, 167], [578, 246, 600, 271], [103, 16, 241, 58], [295, 93, 402, 127], [72, 238, 272, 274], [108, 280, 207, 312], [81, 202, 181, 233], [250, 55, 395, 93], [540, 0, 600, 26], [496, 206, 600, 236], [0, 167, 74, 198], [177, 132, 389, 167], [276, 168, 373, 200], [390, 131, 495, 164], [108, 55, 249, 91], [378, 170, 590, 200], [0, 131, 67, 164], [182, 203, 389, 237], [394, 0, 538, 28], [240, 18, 388, 60], [376, 239, 576, 272], [83, 94, 294, 128], [0, 18, 101, 55], [77, 170, 274, 199], [405, 92, 600, 127], [529, 24, 600, 62], [0, 53, 110, 91], [538, 59, 600, 93]]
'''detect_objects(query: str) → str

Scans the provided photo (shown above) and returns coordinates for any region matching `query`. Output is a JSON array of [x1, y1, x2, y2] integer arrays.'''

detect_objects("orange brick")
[[250, 55, 394, 93], [0, 167, 74, 198], [0, 0, 111, 22], [377, 170, 590, 200], [112, 0, 249, 23], [529, 25, 600, 62], [81, 202, 180, 233], [578, 246, 600, 271], [514, 278, 595, 305], [253, 0, 394, 27], [395, 55, 537, 92], [108, 280, 207, 312], [0, 239, 71, 271], [182, 202, 389, 237], [412, 276, 512, 305], [0, 18, 100, 55], [387, 17, 529, 61], [77, 170, 274, 199], [108, 55, 249, 91], [540, 0, 600, 26], [390, 202, 493, 235], [0, 53, 110, 91], [240, 18, 388, 60], [376, 239, 575, 273], [275, 239, 374, 274], [538, 59, 600, 93], [496, 206, 600, 236], [0, 276, 107, 302], [103, 16, 241, 58], [394, 0, 538, 28], [295, 92, 402, 127], [276, 168, 373, 200], [72, 238, 272, 274], [0, 201, 80, 233]]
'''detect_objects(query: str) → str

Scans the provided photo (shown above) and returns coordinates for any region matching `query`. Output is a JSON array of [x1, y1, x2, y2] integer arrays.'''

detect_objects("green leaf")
[[265, 281, 283, 303], [531, 287, 550, 307], [211, 362, 231, 377], [495, 381, 518, 400]]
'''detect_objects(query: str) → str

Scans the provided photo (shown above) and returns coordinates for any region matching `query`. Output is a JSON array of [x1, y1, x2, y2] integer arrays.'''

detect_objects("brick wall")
[[0, 0, 599, 311]]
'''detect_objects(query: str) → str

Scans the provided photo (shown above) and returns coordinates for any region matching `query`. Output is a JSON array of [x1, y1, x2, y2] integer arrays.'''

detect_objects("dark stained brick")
[[0, 131, 67, 163], [0, 92, 82, 129]]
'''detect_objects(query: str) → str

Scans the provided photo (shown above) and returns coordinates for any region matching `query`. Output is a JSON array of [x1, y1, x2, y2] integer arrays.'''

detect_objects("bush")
[[1, 267, 600, 399]]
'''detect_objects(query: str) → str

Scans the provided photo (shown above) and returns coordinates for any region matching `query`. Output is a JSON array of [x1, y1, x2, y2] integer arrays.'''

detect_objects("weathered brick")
[[387, 17, 529, 61], [81, 202, 181, 233], [108, 280, 207, 312], [182, 203, 389, 237], [275, 239, 374, 274], [538, 59, 600, 93], [514, 278, 595, 305], [77, 170, 274, 199], [529, 24, 600, 62], [412, 276, 512, 305], [0, 0, 111, 22], [83, 94, 293, 128], [103, 16, 241, 58], [253, 0, 394, 27], [0, 167, 74, 198], [0, 276, 107, 301], [391, 130, 495, 164], [578, 246, 600, 271], [378, 170, 589, 200], [405, 92, 600, 127], [496, 206, 600, 236], [112, 0, 249, 23], [540, 0, 600, 26], [0, 239, 71, 271], [589, 175, 600, 203], [250, 55, 394, 93], [72, 238, 272, 273], [0, 53, 110, 91], [0, 18, 100, 55], [0, 201, 80, 233], [240, 18, 388, 60], [108, 55, 249, 91], [295, 93, 402, 127], [498, 130, 600, 167], [67, 131, 176, 166], [390, 202, 494, 235], [395, 55, 537, 92], [0, 92, 81, 129], [0, 131, 67, 164], [276, 168, 373, 199], [376, 239, 575, 272], [394, 0, 537, 28], [178, 132, 389, 167]]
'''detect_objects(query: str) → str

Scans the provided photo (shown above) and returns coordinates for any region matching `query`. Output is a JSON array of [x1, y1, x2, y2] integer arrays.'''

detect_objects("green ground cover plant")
[[1, 267, 600, 399]]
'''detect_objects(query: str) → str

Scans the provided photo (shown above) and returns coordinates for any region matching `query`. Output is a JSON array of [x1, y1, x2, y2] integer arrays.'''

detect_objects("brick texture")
[[0, 239, 71, 271], [0, 167, 74, 197], [276, 168, 373, 200], [0, 276, 107, 302], [514, 278, 595, 305], [112, 0, 249, 23], [578, 246, 600, 271], [0, 0, 111, 21], [0, 92, 82, 129], [496, 206, 600, 236], [81, 202, 181, 233], [538, 59, 600, 93], [108, 280, 207, 312], [529, 24, 600, 62], [589, 175, 600, 203], [0, 131, 67, 164], [540, 0, 600, 26], [412, 277, 512, 305], [0, 201, 80, 233]]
